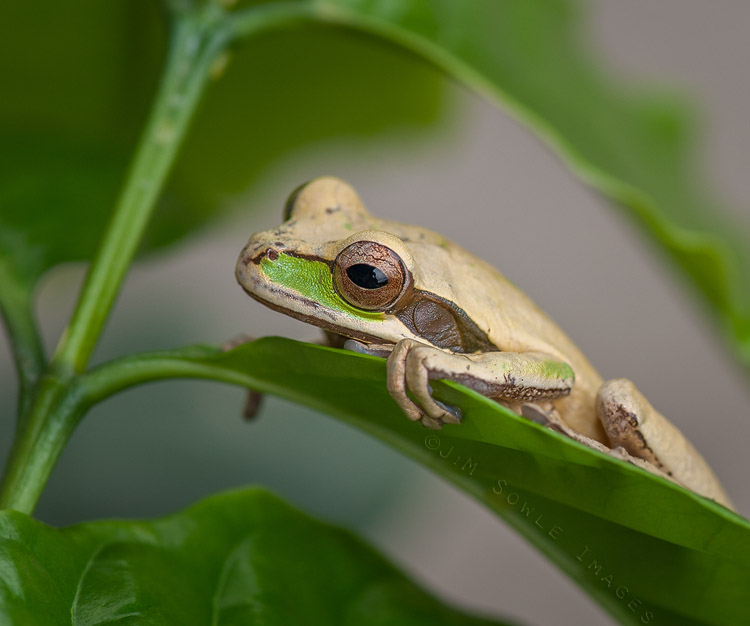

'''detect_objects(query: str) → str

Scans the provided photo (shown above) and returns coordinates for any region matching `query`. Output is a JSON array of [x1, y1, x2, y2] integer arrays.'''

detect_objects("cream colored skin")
[[236, 177, 733, 510]]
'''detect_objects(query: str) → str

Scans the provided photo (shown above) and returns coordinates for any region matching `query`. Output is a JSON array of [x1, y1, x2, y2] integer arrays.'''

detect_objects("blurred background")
[[1, 1, 748, 625]]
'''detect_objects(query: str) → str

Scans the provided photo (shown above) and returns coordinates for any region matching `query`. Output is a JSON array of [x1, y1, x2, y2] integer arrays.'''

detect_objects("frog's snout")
[[238, 240, 274, 267], [236, 231, 289, 295], [236, 237, 265, 286]]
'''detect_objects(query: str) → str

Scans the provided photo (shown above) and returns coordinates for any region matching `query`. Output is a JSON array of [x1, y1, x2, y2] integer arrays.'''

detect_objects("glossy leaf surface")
[[113, 337, 747, 626], [0, 488, 514, 626]]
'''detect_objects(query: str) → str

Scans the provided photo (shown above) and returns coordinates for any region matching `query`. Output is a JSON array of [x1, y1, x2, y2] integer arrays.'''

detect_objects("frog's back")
[[379, 218, 605, 440]]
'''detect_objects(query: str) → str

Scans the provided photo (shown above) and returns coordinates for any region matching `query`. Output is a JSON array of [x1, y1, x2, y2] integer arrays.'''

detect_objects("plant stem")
[[0, 263, 46, 420], [0, 345, 251, 512], [50, 11, 229, 377], [48, 1, 325, 377], [0, 9, 231, 514], [0, 0, 355, 516], [0, 3, 325, 514], [0, 378, 82, 513], [76, 346, 252, 405], [226, 3, 315, 38]]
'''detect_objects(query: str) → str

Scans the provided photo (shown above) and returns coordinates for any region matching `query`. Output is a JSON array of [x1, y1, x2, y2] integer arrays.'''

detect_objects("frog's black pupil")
[[347, 264, 388, 289]]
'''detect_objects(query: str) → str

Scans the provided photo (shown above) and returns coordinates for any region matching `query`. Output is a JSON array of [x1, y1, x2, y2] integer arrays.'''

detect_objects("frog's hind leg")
[[521, 402, 678, 486], [596, 379, 733, 510]]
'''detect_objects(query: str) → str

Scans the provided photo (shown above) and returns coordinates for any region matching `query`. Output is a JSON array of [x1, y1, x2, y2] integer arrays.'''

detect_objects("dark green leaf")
[[0, 488, 515, 626], [111, 338, 749, 626]]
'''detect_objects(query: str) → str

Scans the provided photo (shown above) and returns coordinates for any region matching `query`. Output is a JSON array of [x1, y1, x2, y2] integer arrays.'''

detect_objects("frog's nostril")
[[265, 248, 279, 262]]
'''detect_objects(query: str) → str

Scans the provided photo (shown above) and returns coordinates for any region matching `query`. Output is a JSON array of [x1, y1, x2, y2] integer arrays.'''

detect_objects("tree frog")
[[236, 177, 733, 510]]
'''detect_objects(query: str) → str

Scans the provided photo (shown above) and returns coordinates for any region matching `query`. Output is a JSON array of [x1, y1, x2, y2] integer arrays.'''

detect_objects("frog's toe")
[[402, 349, 460, 425], [420, 415, 443, 430], [387, 339, 461, 427], [416, 401, 461, 428], [387, 373, 425, 422], [433, 398, 462, 424], [401, 396, 426, 422], [387, 341, 424, 421], [412, 381, 458, 425], [413, 387, 461, 425]]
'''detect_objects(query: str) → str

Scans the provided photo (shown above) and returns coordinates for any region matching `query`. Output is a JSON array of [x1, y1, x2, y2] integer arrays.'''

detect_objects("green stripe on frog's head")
[[260, 252, 384, 320]]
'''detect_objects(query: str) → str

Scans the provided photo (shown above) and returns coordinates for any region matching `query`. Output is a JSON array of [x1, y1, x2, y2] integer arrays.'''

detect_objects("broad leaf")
[[0, 488, 514, 626], [96, 338, 749, 625]]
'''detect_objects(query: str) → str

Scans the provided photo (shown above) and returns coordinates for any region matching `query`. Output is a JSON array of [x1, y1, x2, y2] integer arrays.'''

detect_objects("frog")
[[235, 176, 733, 510]]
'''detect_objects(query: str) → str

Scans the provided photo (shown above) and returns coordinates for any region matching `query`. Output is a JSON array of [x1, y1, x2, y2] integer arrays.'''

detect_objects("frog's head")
[[236, 176, 496, 353]]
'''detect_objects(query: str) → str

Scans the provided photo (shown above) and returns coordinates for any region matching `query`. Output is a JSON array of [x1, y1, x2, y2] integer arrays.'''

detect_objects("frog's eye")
[[334, 241, 410, 311]]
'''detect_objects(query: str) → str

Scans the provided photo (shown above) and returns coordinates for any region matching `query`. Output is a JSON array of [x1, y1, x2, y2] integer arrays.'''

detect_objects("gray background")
[[1, 2, 748, 625]]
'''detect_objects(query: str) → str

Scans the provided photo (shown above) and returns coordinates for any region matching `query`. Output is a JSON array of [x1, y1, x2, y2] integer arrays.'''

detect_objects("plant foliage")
[[0, 1, 747, 625]]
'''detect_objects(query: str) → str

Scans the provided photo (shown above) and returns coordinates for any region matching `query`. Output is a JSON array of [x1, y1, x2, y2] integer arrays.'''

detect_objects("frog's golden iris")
[[333, 239, 410, 312]]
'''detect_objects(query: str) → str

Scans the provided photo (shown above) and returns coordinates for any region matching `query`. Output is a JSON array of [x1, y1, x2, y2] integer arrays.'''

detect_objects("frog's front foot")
[[386, 339, 463, 429]]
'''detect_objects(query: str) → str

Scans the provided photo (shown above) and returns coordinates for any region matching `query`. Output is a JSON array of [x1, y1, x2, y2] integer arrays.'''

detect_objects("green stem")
[[49, 2, 322, 378], [226, 3, 315, 38], [50, 11, 229, 376], [75, 345, 259, 406], [0, 9, 230, 514], [0, 377, 82, 513], [0, 4, 322, 514], [0, 344, 253, 512], [0, 263, 46, 420]]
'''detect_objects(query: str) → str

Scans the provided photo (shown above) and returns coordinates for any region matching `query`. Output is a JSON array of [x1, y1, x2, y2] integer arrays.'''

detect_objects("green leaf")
[[89, 338, 750, 625], [0, 488, 514, 626], [0, 0, 443, 287]]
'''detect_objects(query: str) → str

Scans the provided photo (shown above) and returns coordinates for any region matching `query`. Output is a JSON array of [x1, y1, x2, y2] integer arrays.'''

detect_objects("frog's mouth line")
[[241, 280, 400, 352]]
